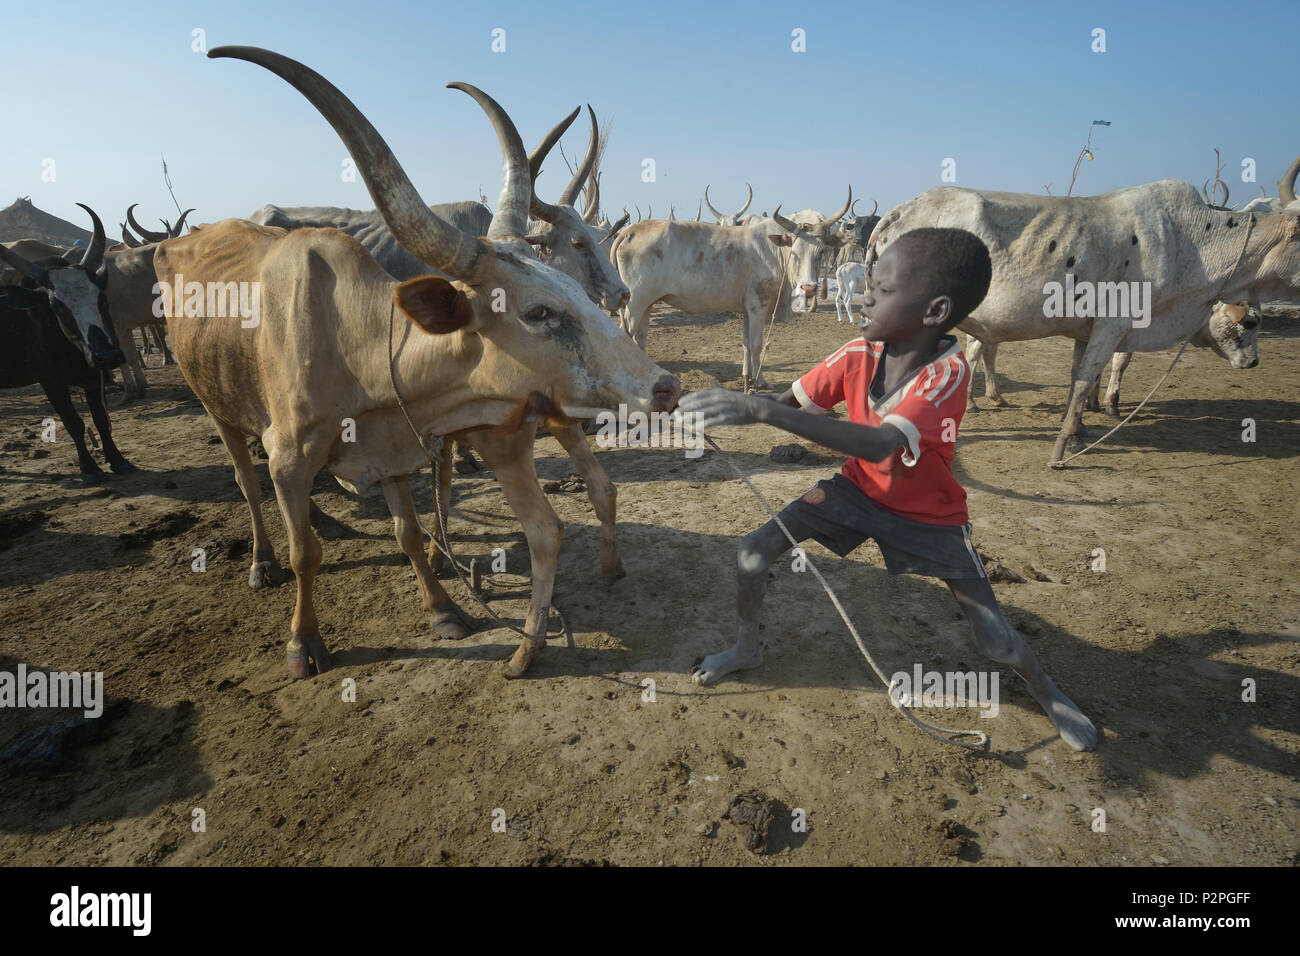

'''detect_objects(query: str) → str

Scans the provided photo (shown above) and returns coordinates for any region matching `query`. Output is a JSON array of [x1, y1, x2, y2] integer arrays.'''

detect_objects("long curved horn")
[[120, 223, 143, 248], [559, 105, 598, 207], [869, 199, 878, 216], [126, 204, 168, 243], [824, 186, 853, 227], [703, 185, 725, 220], [850, 198, 860, 218], [771, 205, 800, 235], [0, 242, 51, 286], [1278, 154, 1300, 206], [634, 205, 642, 222], [77, 204, 106, 271], [171, 208, 195, 236], [734, 182, 753, 218], [527, 105, 581, 223], [446, 83, 532, 240], [208, 46, 491, 279], [694, 200, 702, 221]]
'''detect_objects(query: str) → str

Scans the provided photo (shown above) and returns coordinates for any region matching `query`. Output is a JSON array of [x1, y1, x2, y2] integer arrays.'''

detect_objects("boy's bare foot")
[[692, 641, 763, 686], [1024, 676, 1098, 751]]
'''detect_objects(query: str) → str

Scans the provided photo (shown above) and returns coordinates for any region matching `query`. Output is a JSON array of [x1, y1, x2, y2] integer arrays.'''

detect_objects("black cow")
[[0, 205, 137, 483]]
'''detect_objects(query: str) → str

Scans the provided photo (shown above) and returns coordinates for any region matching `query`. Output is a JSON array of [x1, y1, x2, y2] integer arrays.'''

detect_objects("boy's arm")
[[678, 387, 905, 463]]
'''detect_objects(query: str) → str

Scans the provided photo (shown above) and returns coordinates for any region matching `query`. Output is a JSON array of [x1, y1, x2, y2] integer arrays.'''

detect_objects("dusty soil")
[[1, 302, 1297, 867]]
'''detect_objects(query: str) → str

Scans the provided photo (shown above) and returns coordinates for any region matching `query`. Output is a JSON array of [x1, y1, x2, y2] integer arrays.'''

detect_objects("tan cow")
[[163, 45, 679, 679]]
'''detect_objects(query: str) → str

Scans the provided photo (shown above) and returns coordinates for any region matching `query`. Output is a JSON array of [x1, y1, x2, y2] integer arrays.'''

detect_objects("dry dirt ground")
[[1, 301, 1297, 866]]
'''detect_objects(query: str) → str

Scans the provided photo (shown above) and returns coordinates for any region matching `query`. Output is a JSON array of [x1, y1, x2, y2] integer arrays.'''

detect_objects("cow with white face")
[[614, 196, 851, 391], [867, 160, 1300, 463], [704, 183, 753, 226], [771, 188, 854, 314], [1099, 300, 1260, 416]]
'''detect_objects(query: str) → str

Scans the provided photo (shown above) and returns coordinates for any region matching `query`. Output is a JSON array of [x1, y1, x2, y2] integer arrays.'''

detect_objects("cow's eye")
[[523, 305, 556, 324], [1241, 317, 1259, 331], [571, 237, 588, 250]]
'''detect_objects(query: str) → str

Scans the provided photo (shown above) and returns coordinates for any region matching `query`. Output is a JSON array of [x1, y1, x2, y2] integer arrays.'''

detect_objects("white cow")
[[867, 160, 1300, 463], [834, 261, 867, 324]]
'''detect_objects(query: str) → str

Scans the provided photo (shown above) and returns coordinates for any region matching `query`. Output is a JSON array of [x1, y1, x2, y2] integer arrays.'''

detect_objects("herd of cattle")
[[3, 45, 1299, 678]]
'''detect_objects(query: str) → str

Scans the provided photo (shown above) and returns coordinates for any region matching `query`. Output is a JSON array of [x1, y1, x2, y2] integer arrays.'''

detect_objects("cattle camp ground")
[[1, 1, 1298, 875]]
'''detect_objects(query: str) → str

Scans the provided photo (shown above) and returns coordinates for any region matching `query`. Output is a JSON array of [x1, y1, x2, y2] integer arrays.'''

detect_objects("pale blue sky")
[[4, 0, 1297, 232]]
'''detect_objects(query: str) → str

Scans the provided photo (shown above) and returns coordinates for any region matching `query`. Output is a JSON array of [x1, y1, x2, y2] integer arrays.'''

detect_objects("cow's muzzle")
[[799, 284, 818, 299], [653, 373, 681, 412], [86, 325, 124, 369]]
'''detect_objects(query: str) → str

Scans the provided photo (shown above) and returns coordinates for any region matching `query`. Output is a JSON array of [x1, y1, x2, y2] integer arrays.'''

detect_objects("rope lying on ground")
[[703, 434, 990, 752]]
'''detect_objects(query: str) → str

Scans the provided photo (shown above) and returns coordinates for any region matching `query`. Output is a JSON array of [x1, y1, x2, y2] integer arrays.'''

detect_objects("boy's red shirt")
[[792, 335, 969, 526]]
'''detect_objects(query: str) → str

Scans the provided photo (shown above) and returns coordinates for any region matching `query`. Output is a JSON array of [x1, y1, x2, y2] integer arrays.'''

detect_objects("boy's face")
[[862, 241, 950, 343]]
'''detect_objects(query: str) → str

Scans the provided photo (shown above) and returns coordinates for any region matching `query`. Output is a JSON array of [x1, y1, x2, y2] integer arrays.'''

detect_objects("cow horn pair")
[[528, 104, 600, 224], [704, 182, 752, 221], [771, 187, 854, 236], [849, 198, 878, 219], [0, 204, 105, 280], [208, 46, 534, 282]]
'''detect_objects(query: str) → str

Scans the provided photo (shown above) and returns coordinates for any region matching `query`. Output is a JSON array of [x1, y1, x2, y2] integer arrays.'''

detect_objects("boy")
[[677, 227, 1097, 751]]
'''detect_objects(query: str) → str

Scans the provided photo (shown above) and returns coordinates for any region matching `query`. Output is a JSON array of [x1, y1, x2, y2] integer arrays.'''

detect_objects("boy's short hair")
[[892, 228, 992, 330]]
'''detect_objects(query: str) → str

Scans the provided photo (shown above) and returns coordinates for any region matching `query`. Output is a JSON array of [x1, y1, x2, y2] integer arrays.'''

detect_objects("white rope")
[[703, 435, 989, 752]]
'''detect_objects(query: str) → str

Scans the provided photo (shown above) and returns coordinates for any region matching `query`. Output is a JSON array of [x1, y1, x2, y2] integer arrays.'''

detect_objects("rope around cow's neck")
[[1055, 213, 1256, 466], [386, 302, 568, 646], [702, 434, 990, 752]]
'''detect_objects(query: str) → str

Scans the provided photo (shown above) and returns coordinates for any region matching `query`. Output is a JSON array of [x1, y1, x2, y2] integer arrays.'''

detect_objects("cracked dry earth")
[[1, 302, 1296, 866]]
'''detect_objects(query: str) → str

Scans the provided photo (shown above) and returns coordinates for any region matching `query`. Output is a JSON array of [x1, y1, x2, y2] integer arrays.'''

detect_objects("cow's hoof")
[[1064, 434, 1086, 453], [602, 558, 627, 585], [988, 396, 1010, 408], [287, 635, 332, 678], [109, 458, 138, 475], [1104, 404, 1121, 419], [1083, 399, 1101, 413], [431, 607, 472, 640], [249, 559, 282, 589], [501, 640, 545, 679]]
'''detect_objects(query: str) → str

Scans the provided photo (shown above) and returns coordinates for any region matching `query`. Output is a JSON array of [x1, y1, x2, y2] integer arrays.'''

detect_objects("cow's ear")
[[768, 233, 793, 247], [394, 275, 476, 335]]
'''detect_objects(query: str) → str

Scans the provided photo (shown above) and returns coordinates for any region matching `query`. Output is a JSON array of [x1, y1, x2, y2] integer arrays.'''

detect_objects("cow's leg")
[[210, 418, 284, 589], [963, 335, 983, 410], [113, 322, 146, 401], [552, 421, 624, 583], [83, 377, 136, 474], [741, 304, 769, 391], [381, 476, 472, 639], [947, 576, 1097, 751], [1073, 341, 1103, 414], [425, 438, 457, 574], [1051, 323, 1129, 464], [41, 381, 102, 481], [980, 341, 1007, 406], [152, 324, 174, 365], [1103, 352, 1132, 418], [266, 448, 331, 678], [466, 426, 563, 678]]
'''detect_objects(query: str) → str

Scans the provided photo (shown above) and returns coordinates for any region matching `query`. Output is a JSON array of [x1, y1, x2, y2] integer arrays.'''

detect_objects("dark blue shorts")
[[777, 474, 987, 580]]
